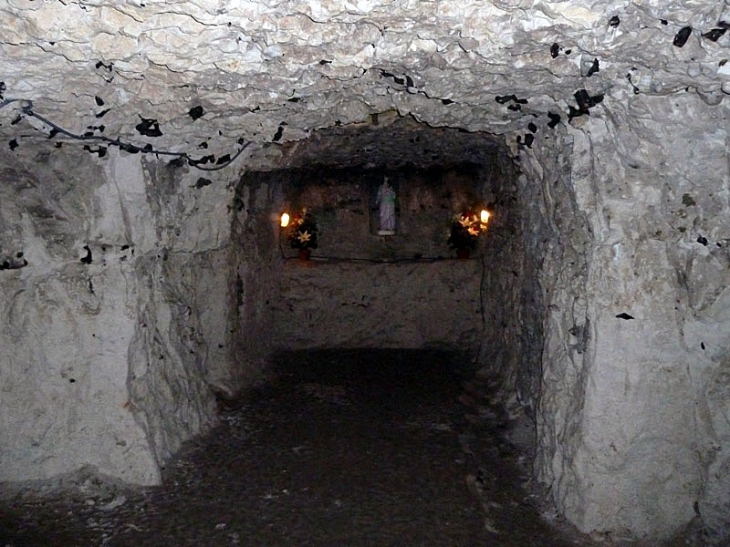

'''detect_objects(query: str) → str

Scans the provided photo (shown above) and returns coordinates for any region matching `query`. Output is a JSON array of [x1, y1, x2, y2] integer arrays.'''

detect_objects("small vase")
[[456, 248, 471, 259], [298, 248, 312, 261]]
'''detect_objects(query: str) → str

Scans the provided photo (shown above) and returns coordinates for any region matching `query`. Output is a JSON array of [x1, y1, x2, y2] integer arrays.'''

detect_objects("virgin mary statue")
[[376, 177, 396, 235]]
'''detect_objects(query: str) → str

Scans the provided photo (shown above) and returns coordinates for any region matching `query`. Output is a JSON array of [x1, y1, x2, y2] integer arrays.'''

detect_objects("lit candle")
[[480, 210, 490, 224], [280, 213, 290, 227]]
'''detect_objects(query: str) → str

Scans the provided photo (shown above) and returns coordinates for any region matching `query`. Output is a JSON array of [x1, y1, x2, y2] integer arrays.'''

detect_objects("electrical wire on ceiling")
[[0, 98, 251, 171]]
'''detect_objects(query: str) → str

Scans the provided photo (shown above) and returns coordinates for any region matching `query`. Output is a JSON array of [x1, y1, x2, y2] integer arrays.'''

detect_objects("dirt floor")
[[0, 350, 705, 546]]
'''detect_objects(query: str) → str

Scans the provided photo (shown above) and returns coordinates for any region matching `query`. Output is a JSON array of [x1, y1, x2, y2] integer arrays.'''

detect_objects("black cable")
[[1, 98, 250, 171], [279, 252, 478, 263], [193, 142, 251, 171]]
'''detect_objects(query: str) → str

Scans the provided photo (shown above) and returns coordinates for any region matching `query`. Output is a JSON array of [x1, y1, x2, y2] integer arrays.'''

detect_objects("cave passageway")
[[0, 349, 596, 546]]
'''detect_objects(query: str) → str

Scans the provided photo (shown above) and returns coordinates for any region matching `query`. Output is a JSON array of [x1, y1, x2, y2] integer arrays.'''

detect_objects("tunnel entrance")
[[223, 120, 552, 544], [228, 118, 544, 423], [214, 120, 565, 542]]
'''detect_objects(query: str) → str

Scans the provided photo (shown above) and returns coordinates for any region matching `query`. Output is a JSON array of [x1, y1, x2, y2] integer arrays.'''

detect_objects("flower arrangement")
[[286, 210, 318, 250], [447, 211, 489, 253]]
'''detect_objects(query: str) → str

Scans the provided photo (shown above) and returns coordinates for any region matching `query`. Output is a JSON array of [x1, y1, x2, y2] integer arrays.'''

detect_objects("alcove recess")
[[229, 121, 540, 416]]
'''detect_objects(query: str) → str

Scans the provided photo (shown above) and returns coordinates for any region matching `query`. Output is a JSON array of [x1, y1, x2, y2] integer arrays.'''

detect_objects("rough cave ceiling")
[[1, 0, 729, 169], [278, 116, 504, 170]]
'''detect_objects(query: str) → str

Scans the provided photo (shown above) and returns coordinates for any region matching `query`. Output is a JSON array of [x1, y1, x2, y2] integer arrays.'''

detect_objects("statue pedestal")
[[377, 230, 395, 236]]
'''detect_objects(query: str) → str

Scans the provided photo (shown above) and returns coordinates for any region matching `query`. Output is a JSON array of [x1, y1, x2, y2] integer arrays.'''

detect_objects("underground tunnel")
[[2, 1, 730, 545]]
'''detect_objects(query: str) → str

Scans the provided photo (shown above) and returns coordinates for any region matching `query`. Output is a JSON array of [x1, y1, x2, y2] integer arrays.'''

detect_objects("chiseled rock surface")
[[273, 260, 483, 352], [522, 94, 730, 541], [0, 147, 225, 485], [1, 0, 730, 542], [1, 0, 729, 163]]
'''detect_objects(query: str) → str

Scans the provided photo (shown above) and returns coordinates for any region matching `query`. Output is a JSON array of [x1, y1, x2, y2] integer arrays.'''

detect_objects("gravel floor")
[[0, 350, 703, 546]]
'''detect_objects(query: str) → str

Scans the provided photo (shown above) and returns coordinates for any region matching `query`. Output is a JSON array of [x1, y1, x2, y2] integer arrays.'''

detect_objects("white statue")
[[376, 177, 396, 235]]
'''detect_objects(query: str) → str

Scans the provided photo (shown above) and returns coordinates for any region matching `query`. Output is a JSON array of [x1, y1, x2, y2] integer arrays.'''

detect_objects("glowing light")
[[280, 213, 290, 227], [480, 210, 491, 224]]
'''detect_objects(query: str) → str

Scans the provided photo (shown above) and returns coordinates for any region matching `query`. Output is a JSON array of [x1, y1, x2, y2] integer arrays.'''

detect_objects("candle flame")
[[280, 213, 290, 227], [480, 210, 490, 224]]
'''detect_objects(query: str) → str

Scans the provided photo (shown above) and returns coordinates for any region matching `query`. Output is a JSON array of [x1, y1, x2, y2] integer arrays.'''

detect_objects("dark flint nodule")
[[673, 26, 692, 47], [135, 117, 163, 137], [547, 112, 561, 128], [568, 90, 604, 122], [568, 106, 585, 122], [626, 73, 640, 94], [609, 15, 620, 28], [586, 58, 599, 77], [81, 245, 92, 265], [574, 89, 604, 110], [380, 70, 406, 86], [495, 95, 527, 105], [83, 145, 107, 158], [550, 42, 560, 58], [702, 28, 726, 42], [189, 105, 204, 120]]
